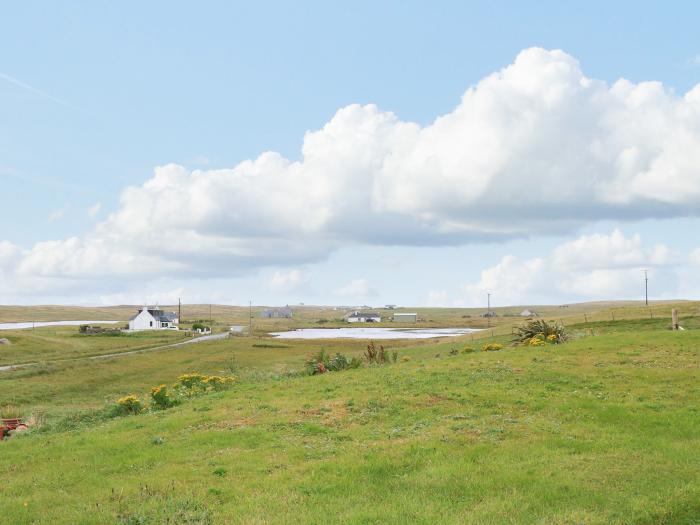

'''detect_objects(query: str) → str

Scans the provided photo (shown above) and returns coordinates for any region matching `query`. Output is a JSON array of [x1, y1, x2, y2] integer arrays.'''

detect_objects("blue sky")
[[2, 1, 700, 307]]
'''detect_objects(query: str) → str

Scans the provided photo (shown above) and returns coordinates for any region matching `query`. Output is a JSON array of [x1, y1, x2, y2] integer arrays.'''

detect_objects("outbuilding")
[[392, 313, 417, 323]]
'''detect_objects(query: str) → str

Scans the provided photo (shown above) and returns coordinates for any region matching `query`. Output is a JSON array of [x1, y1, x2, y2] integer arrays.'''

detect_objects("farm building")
[[260, 306, 293, 319], [345, 311, 381, 323], [393, 313, 417, 323], [520, 309, 538, 317], [128, 306, 179, 330]]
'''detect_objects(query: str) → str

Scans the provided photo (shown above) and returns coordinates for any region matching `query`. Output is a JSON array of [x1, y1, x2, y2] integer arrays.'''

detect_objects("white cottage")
[[345, 311, 381, 323], [128, 306, 179, 330]]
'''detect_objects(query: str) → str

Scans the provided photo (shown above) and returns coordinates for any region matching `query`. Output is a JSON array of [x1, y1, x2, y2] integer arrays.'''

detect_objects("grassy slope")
[[1, 326, 699, 523], [0, 327, 188, 364], [0, 332, 454, 418]]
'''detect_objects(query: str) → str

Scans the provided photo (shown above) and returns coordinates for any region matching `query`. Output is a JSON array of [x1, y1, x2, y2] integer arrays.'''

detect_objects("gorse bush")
[[150, 384, 173, 410], [481, 343, 504, 352], [203, 375, 234, 391], [114, 372, 236, 417], [116, 395, 142, 415], [514, 319, 568, 346]]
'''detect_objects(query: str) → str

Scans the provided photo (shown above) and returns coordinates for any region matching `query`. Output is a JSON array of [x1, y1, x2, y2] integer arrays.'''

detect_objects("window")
[[149, 321, 153, 327]]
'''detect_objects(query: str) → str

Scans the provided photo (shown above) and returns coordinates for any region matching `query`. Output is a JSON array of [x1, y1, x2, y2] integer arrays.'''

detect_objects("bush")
[[481, 343, 504, 352], [514, 319, 567, 345], [305, 350, 361, 375], [364, 342, 397, 364], [116, 395, 142, 415], [176, 372, 208, 391], [462, 347, 476, 354], [150, 384, 173, 409], [203, 375, 235, 391], [191, 322, 210, 332]]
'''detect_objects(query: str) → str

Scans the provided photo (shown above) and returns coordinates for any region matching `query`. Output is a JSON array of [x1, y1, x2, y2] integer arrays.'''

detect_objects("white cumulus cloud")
[[5, 48, 700, 300], [336, 278, 377, 298]]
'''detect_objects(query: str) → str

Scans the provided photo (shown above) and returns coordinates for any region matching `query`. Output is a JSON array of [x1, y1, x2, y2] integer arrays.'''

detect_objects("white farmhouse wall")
[[129, 309, 158, 330]]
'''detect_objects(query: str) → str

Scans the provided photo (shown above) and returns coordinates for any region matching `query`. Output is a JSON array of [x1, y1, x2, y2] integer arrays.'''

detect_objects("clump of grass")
[[1, 404, 22, 419], [305, 349, 361, 375], [513, 319, 568, 346]]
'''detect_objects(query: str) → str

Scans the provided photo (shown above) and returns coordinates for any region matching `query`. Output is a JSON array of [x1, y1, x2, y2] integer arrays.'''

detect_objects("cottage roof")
[[347, 311, 380, 318]]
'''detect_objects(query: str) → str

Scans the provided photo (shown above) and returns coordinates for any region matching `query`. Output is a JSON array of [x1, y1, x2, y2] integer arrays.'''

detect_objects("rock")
[[0, 338, 10, 345]]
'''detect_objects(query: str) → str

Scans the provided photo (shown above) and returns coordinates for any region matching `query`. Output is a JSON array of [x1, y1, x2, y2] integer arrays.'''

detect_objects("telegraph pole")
[[178, 298, 181, 323], [487, 292, 492, 328], [643, 269, 648, 306], [249, 300, 253, 335]]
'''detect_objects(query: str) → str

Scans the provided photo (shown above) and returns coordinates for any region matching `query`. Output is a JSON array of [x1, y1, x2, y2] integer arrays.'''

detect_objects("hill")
[[0, 315, 698, 523]]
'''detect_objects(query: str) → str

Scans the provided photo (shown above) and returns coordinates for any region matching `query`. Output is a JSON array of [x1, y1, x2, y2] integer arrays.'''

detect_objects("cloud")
[[551, 229, 673, 271], [5, 48, 700, 299], [47, 206, 68, 223], [686, 55, 700, 68], [87, 202, 102, 219], [336, 278, 377, 298], [266, 269, 309, 293], [426, 290, 450, 307], [457, 230, 678, 305], [0, 72, 74, 109], [690, 249, 700, 266]]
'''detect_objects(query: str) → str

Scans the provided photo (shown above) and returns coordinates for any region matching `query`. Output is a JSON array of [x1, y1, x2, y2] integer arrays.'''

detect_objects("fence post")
[[672, 309, 679, 330]]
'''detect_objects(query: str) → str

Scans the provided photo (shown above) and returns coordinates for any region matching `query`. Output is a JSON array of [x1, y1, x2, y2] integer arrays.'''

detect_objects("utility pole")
[[487, 292, 492, 328], [209, 304, 212, 326], [643, 269, 649, 306], [178, 298, 181, 323], [249, 300, 253, 335]]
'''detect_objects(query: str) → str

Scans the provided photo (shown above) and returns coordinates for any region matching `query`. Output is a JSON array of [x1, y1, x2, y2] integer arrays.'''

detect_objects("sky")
[[2, 1, 700, 308]]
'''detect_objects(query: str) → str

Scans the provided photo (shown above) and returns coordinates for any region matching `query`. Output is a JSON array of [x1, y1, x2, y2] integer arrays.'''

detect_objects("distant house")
[[520, 309, 538, 317], [260, 306, 293, 319], [481, 311, 497, 318], [345, 311, 381, 323], [128, 306, 179, 330], [385, 304, 397, 309], [393, 313, 417, 323]]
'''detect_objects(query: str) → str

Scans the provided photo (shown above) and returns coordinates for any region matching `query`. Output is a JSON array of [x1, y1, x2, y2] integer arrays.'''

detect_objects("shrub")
[[150, 384, 173, 409], [514, 319, 567, 345], [529, 337, 545, 347], [364, 342, 396, 364], [481, 343, 504, 352], [203, 375, 235, 391], [116, 395, 142, 415], [176, 372, 208, 392], [305, 350, 359, 374], [191, 322, 210, 332], [462, 347, 476, 354]]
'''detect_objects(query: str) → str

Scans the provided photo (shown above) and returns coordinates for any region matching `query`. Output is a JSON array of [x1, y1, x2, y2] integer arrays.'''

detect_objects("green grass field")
[[0, 303, 698, 523]]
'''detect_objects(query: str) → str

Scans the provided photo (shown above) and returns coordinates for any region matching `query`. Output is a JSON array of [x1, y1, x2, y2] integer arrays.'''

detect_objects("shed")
[[393, 313, 417, 323]]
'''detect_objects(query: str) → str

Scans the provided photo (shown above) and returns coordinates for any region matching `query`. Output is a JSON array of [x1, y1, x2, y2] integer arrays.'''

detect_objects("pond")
[[0, 320, 120, 331], [270, 327, 481, 340]]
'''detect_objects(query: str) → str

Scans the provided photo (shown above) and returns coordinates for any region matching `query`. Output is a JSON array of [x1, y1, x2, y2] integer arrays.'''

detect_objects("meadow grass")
[[0, 317, 698, 523]]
